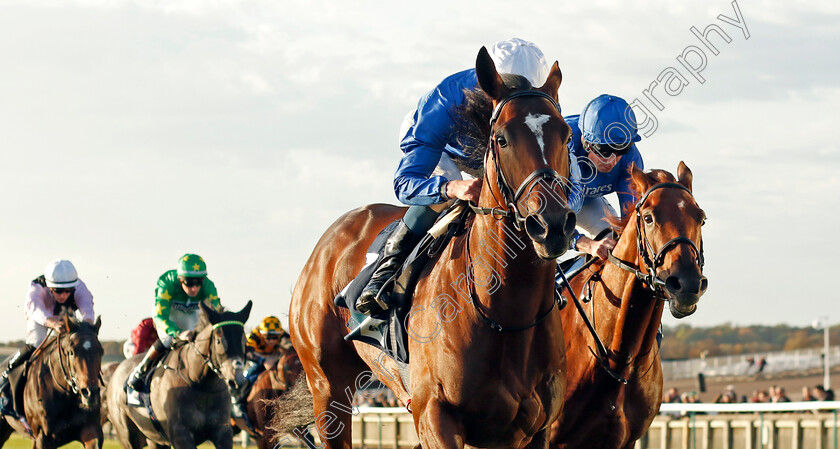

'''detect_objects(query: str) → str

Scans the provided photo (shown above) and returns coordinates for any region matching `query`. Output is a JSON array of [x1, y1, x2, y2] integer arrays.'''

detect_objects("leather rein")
[[47, 329, 99, 396], [557, 182, 704, 384]]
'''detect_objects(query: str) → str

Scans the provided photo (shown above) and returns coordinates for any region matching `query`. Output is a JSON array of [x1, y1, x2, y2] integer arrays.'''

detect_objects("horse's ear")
[[63, 313, 70, 333], [94, 316, 102, 334], [475, 46, 508, 101], [538, 62, 562, 101], [236, 300, 253, 324], [200, 300, 219, 323], [630, 162, 651, 193], [677, 161, 693, 192]]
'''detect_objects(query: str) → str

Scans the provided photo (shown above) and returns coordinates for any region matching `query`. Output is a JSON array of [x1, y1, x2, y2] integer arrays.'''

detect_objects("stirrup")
[[356, 290, 390, 315], [126, 371, 145, 392]]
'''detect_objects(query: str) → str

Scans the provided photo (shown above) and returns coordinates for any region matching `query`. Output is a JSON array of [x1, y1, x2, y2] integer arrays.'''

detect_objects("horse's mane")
[[195, 300, 226, 332], [605, 168, 678, 234], [454, 74, 534, 174]]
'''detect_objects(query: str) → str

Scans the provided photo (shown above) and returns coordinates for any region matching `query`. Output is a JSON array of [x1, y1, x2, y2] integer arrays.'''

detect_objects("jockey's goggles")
[[263, 334, 281, 340], [181, 277, 205, 287], [583, 140, 632, 158], [50, 287, 75, 295]]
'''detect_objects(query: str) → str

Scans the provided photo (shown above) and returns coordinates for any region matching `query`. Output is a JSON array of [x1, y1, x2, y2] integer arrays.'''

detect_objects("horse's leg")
[[307, 371, 357, 449], [522, 428, 550, 449], [297, 427, 318, 449], [208, 425, 234, 449], [0, 420, 12, 449], [167, 429, 197, 449], [33, 434, 57, 449], [415, 401, 465, 449], [79, 424, 104, 449]]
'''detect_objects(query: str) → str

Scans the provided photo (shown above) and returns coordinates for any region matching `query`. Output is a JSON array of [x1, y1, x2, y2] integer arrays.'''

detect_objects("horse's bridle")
[[50, 330, 97, 396], [608, 182, 705, 297], [470, 90, 577, 231], [189, 320, 244, 382]]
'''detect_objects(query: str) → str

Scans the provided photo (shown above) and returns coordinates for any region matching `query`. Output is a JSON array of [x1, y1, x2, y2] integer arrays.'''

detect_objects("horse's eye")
[[643, 214, 654, 225], [496, 135, 508, 148]]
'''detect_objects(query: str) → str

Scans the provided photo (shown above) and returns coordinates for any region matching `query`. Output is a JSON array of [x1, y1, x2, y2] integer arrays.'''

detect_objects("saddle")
[[335, 202, 471, 369], [0, 363, 28, 419]]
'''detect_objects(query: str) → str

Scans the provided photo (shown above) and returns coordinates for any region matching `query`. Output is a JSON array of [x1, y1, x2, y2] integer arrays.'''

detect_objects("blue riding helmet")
[[579, 94, 642, 146]]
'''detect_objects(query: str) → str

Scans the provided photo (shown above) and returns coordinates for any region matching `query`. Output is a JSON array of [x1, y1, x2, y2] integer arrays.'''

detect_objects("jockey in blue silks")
[[564, 94, 644, 259], [356, 38, 583, 316]]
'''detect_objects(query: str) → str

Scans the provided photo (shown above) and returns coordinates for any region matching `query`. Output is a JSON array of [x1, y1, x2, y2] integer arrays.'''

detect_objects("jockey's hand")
[[577, 236, 617, 260], [178, 329, 195, 342], [263, 359, 277, 371], [45, 316, 68, 333], [446, 179, 483, 203]]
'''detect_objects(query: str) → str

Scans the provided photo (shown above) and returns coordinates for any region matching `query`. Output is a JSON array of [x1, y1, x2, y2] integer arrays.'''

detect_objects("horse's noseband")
[[471, 90, 575, 231], [191, 320, 244, 381]]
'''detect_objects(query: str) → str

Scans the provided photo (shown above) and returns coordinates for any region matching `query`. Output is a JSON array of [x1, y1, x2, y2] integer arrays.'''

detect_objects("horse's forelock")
[[454, 75, 542, 175], [196, 300, 226, 331], [606, 168, 680, 234]]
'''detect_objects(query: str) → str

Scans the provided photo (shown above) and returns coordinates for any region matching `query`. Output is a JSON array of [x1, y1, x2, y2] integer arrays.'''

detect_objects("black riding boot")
[[0, 344, 34, 393], [356, 220, 421, 315], [126, 344, 165, 391]]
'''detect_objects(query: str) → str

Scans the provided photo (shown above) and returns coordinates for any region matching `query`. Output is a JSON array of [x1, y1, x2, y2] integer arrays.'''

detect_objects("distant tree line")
[[661, 323, 840, 360], [1, 339, 125, 358], [2, 323, 837, 362]]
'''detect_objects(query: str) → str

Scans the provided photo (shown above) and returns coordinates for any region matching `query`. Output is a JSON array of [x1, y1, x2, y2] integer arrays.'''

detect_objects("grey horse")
[[106, 301, 252, 449]]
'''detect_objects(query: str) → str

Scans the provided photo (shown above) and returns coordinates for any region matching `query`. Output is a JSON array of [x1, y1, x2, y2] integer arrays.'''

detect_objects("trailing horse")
[[0, 316, 104, 449], [550, 162, 707, 449], [106, 301, 251, 449], [237, 349, 306, 449], [270, 47, 577, 449]]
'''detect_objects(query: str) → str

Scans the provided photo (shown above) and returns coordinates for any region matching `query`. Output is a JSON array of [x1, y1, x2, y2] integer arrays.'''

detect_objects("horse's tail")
[[267, 371, 314, 440]]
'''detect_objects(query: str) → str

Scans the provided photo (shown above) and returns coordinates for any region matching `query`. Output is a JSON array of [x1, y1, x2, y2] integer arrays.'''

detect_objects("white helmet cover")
[[44, 259, 80, 288], [488, 37, 550, 88]]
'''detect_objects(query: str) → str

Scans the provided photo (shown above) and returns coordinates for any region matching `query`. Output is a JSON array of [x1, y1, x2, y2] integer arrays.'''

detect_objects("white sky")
[[0, 0, 838, 341]]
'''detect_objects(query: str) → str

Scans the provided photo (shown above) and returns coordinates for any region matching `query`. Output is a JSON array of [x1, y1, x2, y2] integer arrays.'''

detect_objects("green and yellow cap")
[[177, 254, 207, 278]]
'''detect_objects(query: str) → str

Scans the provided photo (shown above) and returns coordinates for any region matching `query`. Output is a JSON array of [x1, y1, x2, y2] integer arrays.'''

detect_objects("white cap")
[[488, 38, 550, 87], [44, 259, 80, 288]]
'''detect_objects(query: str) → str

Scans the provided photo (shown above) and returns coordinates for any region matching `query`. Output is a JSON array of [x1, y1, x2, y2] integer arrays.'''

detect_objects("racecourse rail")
[[314, 402, 840, 449]]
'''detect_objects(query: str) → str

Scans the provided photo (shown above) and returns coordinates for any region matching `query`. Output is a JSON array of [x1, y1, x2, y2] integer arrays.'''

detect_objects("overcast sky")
[[0, 0, 838, 342]]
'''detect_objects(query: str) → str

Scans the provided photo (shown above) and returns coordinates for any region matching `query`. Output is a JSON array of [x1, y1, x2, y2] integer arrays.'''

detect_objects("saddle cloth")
[[335, 203, 470, 369]]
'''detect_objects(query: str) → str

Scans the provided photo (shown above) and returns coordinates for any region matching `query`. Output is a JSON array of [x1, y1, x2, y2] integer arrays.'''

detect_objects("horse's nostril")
[[563, 211, 576, 237], [700, 277, 709, 293], [525, 215, 548, 242], [665, 276, 682, 293]]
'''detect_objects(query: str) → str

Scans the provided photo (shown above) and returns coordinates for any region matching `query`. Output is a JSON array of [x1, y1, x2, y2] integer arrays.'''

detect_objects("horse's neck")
[[597, 221, 664, 365], [465, 214, 555, 317], [43, 338, 72, 394], [180, 328, 215, 383]]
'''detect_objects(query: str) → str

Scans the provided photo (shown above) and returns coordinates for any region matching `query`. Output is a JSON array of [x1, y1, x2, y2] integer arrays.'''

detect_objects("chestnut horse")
[[550, 162, 707, 449], [272, 47, 577, 449], [0, 317, 104, 449], [240, 349, 304, 449]]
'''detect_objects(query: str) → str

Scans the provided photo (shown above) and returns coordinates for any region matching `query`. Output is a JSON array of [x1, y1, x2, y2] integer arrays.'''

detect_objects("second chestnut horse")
[[551, 162, 707, 449]]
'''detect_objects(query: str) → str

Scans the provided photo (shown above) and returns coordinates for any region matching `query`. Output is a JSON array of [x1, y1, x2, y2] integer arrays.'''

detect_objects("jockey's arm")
[[394, 70, 476, 206], [152, 291, 181, 341], [74, 280, 96, 324]]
